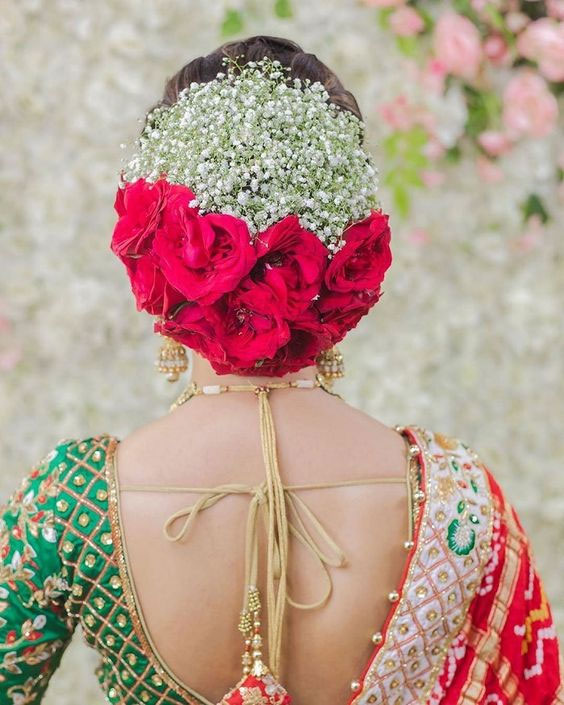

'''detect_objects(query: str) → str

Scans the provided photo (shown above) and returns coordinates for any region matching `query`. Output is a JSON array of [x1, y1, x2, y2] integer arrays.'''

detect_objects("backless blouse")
[[1, 426, 563, 704]]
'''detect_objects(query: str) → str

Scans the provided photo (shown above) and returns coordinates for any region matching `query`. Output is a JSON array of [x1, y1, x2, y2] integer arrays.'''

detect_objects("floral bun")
[[111, 58, 393, 376]]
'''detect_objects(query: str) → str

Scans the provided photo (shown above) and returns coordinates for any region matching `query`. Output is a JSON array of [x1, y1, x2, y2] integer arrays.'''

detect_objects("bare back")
[[114, 387, 410, 705]]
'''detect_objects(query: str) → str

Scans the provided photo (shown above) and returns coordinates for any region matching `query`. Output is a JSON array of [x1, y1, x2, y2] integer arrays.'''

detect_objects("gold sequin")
[[108, 687, 116, 699], [78, 513, 89, 527], [398, 623, 409, 635], [434, 510, 446, 522], [390, 678, 399, 688], [453, 615, 462, 625], [96, 488, 108, 501], [73, 474, 86, 487], [385, 658, 395, 669], [117, 614, 127, 628], [78, 442, 88, 453], [467, 581, 477, 591], [410, 660, 420, 671], [407, 646, 417, 657], [56, 499, 68, 512], [426, 609, 438, 621], [63, 541, 73, 553], [110, 575, 121, 589], [84, 554, 96, 568], [121, 669, 131, 681], [58, 462, 67, 472], [432, 645, 441, 655], [429, 546, 439, 558], [448, 591, 457, 602], [92, 450, 102, 462], [464, 556, 474, 567], [105, 635, 116, 647], [101, 533, 113, 546], [151, 674, 163, 687], [72, 584, 83, 597], [415, 679, 425, 688], [416, 585, 427, 597], [141, 693, 150, 703], [438, 570, 449, 582], [85, 614, 95, 627], [94, 597, 105, 610], [127, 653, 137, 666]]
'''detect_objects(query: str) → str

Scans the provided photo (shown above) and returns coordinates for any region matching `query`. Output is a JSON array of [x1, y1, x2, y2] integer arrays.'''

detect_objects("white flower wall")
[[0, 1, 562, 703]]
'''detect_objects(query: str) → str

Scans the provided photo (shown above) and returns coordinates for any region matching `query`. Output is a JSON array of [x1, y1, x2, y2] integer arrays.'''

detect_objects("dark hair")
[[151, 35, 362, 124]]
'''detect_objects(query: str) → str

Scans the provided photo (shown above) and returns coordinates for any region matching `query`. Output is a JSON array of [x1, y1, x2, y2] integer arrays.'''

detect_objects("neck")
[[190, 353, 319, 388]]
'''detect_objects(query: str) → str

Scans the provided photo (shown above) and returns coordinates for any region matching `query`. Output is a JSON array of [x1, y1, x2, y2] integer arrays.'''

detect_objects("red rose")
[[154, 303, 226, 366], [325, 210, 392, 294], [316, 289, 382, 344], [252, 215, 328, 318], [245, 307, 330, 376], [206, 278, 290, 370], [123, 256, 185, 317], [153, 210, 257, 305], [112, 178, 194, 258], [111, 178, 194, 316]]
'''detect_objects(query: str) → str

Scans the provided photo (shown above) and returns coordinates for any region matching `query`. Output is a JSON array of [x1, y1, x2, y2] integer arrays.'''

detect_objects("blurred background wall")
[[1, 1, 563, 702]]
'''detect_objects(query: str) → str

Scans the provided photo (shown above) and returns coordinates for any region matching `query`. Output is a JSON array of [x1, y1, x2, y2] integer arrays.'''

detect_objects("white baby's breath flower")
[[123, 57, 379, 246]]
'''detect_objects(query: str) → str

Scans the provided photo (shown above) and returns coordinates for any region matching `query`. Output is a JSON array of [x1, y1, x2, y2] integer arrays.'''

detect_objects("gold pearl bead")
[[388, 590, 400, 603], [403, 539, 414, 550], [350, 679, 361, 692], [371, 631, 383, 644]]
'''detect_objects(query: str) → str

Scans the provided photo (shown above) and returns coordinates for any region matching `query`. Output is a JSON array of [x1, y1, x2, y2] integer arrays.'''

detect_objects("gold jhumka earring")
[[155, 331, 190, 382], [315, 346, 345, 393]]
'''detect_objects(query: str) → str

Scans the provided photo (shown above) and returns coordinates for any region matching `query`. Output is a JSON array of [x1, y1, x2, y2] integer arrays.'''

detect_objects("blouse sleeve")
[[433, 462, 564, 704], [0, 440, 77, 705]]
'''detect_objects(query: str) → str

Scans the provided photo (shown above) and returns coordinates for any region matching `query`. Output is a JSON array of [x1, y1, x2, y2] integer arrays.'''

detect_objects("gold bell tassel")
[[155, 331, 189, 382]]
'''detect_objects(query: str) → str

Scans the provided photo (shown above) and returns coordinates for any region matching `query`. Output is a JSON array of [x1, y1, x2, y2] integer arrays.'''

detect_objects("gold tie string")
[[121, 381, 410, 681]]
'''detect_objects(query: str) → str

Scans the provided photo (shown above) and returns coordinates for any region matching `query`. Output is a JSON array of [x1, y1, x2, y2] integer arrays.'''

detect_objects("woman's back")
[[116, 387, 411, 704]]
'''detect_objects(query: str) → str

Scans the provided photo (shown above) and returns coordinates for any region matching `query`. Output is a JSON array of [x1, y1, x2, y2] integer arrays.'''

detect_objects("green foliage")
[[382, 126, 429, 217], [395, 35, 418, 57], [221, 8, 245, 37], [274, 0, 293, 18], [464, 86, 502, 139], [520, 193, 550, 224]]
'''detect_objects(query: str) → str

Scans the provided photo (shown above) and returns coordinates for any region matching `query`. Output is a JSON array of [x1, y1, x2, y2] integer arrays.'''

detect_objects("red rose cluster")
[[111, 178, 392, 376]]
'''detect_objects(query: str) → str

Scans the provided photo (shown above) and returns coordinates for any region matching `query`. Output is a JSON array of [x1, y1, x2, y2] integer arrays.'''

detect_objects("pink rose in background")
[[433, 12, 483, 81], [484, 34, 512, 66], [362, 0, 405, 6], [477, 130, 512, 156], [421, 58, 447, 95], [389, 6, 424, 36], [517, 18, 564, 82], [476, 155, 504, 183], [378, 95, 415, 130], [423, 137, 446, 161], [547, 0, 564, 20], [153, 211, 256, 305], [502, 70, 558, 138], [421, 170, 445, 187], [506, 11, 530, 33]]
